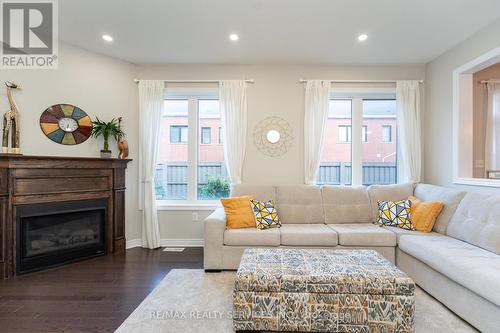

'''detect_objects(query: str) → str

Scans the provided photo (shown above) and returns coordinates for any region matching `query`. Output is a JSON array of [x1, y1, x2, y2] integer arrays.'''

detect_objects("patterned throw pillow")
[[377, 200, 414, 230], [250, 200, 281, 230]]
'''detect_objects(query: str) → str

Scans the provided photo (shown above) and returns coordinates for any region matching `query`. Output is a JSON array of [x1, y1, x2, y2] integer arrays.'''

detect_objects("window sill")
[[156, 201, 221, 211]]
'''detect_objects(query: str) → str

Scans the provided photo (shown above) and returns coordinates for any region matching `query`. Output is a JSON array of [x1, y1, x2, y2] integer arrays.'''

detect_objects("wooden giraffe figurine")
[[2, 81, 21, 154], [117, 117, 129, 159]]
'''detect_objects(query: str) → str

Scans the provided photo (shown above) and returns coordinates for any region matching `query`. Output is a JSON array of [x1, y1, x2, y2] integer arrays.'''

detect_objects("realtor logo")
[[1, 0, 58, 69]]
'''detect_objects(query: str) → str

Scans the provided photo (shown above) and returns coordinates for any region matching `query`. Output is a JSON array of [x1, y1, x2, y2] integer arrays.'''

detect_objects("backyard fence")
[[156, 162, 397, 200]]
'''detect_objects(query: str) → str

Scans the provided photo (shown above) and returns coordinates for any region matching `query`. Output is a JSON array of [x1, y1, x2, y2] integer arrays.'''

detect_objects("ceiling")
[[59, 0, 500, 65]]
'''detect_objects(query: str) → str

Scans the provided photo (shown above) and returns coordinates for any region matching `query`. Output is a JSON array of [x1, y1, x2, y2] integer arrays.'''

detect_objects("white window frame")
[[156, 87, 222, 210], [381, 125, 392, 143], [329, 87, 397, 186]]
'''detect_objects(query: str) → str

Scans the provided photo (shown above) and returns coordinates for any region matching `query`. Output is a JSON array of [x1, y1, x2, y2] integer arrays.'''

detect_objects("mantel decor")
[[2, 81, 21, 154], [0, 155, 131, 279], [40, 104, 93, 145], [253, 116, 293, 157]]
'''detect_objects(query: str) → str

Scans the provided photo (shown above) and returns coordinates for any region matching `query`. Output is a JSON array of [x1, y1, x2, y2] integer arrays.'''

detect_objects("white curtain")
[[219, 80, 248, 184], [304, 80, 331, 184], [485, 83, 500, 171], [396, 80, 422, 183], [138, 80, 163, 249]]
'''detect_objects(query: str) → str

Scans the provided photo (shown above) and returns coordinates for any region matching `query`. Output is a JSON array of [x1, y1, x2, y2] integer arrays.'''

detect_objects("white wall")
[[0, 43, 141, 241], [425, 18, 500, 195], [137, 63, 425, 242]]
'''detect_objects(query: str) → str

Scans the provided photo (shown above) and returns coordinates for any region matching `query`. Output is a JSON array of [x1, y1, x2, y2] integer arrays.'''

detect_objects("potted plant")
[[91, 117, 124, 158]]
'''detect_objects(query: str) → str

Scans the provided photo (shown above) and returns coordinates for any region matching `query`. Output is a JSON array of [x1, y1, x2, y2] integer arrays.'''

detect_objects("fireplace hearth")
[[16, 199, 107, 274]]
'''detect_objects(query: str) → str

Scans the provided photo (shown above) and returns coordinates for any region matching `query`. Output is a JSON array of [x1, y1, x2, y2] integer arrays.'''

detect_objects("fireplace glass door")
[[16, 199, 107, 274]]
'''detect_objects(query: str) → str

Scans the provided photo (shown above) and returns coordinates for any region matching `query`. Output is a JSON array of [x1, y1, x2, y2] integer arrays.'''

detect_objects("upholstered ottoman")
[[233, 248, 415, 332]]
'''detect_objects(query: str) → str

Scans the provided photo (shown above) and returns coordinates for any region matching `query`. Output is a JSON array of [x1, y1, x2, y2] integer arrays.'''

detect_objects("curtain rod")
[[480, 79, 500, 84], [133, 79, 254, 84], [298, 79, 424, 84]]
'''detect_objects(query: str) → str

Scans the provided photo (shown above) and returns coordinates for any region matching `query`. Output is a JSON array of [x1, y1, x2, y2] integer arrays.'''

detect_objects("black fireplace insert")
[[16, 199, 107, 274]]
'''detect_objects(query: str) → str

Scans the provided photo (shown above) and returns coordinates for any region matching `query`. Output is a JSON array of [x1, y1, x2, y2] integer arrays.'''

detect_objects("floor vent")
[[162, 247, 185, 252]]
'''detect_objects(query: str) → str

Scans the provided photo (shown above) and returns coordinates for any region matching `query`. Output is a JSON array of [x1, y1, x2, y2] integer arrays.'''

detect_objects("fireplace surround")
[[0, 155, 131, 279]]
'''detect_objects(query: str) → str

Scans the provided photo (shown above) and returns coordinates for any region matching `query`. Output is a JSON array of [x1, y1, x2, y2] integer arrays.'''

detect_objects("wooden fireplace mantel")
[[0, 155, 132, 279]]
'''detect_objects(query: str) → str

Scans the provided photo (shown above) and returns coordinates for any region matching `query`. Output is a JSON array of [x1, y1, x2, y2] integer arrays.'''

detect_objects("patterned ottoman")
[[233, 248, 415, 332]]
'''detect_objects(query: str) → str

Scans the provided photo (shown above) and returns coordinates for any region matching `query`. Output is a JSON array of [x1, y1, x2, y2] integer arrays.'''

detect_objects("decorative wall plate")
[[253, 116, 293, 157], [40, 104, 93, 145]]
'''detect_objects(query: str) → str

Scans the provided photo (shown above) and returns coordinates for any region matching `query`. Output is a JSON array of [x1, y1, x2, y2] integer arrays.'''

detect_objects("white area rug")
[[115, 269, 477, 333]]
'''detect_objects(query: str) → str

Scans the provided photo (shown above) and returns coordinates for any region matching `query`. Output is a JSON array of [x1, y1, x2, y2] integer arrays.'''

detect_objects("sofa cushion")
[[231, 184, 276, 202], [383, 226, 443, 244], [328, 223, 396, 246], [414, 184, 465, 234], [446, 192, 500, 255], [322, 186, 372, 224], [377, 199, 414, 230], [399, 234, 500, 307], [367, 183, 415, 222], [280, 224, 338, 246], [276, 185, 324, 224], [250, 199, 281, 230], [224, 227, 280, 246]]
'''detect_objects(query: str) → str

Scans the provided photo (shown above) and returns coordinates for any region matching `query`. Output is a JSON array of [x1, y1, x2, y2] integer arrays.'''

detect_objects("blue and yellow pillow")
[[377, 200, 414, 230], [250, 199, 281, 230]]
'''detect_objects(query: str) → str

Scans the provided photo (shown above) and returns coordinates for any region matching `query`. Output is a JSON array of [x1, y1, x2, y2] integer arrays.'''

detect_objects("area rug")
[[115, 269, 478, 333]]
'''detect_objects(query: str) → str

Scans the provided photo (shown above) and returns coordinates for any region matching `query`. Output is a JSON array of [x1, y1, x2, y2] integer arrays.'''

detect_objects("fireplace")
[[16, 199, 107, 274]]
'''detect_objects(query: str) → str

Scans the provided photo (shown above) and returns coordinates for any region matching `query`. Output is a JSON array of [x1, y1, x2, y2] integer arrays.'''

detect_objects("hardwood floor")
[[0, 247, 204, 333]]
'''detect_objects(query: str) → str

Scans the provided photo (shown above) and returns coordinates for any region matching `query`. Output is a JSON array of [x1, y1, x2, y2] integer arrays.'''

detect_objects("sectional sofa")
[[204, 183, 500, 332]]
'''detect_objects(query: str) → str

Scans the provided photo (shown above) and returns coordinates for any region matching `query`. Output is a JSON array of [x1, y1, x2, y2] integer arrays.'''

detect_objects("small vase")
[[100, 150, 112, 159]]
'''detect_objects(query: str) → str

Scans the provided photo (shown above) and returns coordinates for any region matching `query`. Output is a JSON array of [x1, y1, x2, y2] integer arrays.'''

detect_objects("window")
[[170, 125, 188, 143], [338, 125, 352, 143], [155, 91, 229, 203], [157, 100, 188, 200], [218, 127, 223, 144], [318, 100, 352, 185], [198, 100, 228, 200], [201, 127, 211, 144], [318, 94, 397, 186], [362, 100, 397, 185], [382, 125, 392, 143], [338, 125, 366, 143]]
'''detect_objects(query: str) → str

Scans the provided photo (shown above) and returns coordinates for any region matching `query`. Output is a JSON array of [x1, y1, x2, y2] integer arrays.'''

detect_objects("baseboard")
[[126, 238, 204, 249], [126, 239, 142, 249], [161, 238, 204, 247]]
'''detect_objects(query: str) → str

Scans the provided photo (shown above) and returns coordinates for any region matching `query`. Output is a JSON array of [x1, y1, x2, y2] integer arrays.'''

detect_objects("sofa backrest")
[[367, 183, 415, 222], [230, 184, 276, 202], [414, 183, 466, 234], [322, 186, 372, 224], [276, 185, 324, 224], [446, 192, 500, 255]]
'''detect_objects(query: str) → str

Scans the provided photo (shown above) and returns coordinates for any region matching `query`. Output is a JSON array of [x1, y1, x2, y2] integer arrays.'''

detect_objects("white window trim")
[[329, 88, 397, 186], [158, 87, 227, 206]]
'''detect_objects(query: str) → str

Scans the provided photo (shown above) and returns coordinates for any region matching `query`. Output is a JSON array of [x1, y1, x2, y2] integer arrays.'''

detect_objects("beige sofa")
[[204, 183, 500, 332]]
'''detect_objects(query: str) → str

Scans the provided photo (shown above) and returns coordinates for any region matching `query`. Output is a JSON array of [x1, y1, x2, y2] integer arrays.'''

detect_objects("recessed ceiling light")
[[358, 34, 368, 42], [102, 34, 113, 42], [229, 33, 239, 41]]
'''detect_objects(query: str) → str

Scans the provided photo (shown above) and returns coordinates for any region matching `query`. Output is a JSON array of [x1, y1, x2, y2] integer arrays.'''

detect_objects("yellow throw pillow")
[[221, 196, 255, 229], [409, 196, 444, 233]]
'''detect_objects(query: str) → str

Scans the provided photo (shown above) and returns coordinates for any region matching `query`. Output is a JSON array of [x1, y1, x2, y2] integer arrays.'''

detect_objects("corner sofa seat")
[[328, 223, 396, 247], [383, 225, 444, 244], [399, 234, 500, 307], [280, 224, 338, 246]]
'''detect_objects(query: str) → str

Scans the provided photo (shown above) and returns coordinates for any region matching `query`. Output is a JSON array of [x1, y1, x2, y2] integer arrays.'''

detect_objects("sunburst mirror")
[[253, 117, 293, 157]]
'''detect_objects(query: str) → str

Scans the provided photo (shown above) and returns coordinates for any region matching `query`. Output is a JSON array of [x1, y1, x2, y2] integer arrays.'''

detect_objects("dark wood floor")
[[0, 247, 204, 333]]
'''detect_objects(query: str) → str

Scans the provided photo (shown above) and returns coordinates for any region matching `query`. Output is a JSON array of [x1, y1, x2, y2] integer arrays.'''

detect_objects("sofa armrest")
[[204, 208, 226, 270]]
